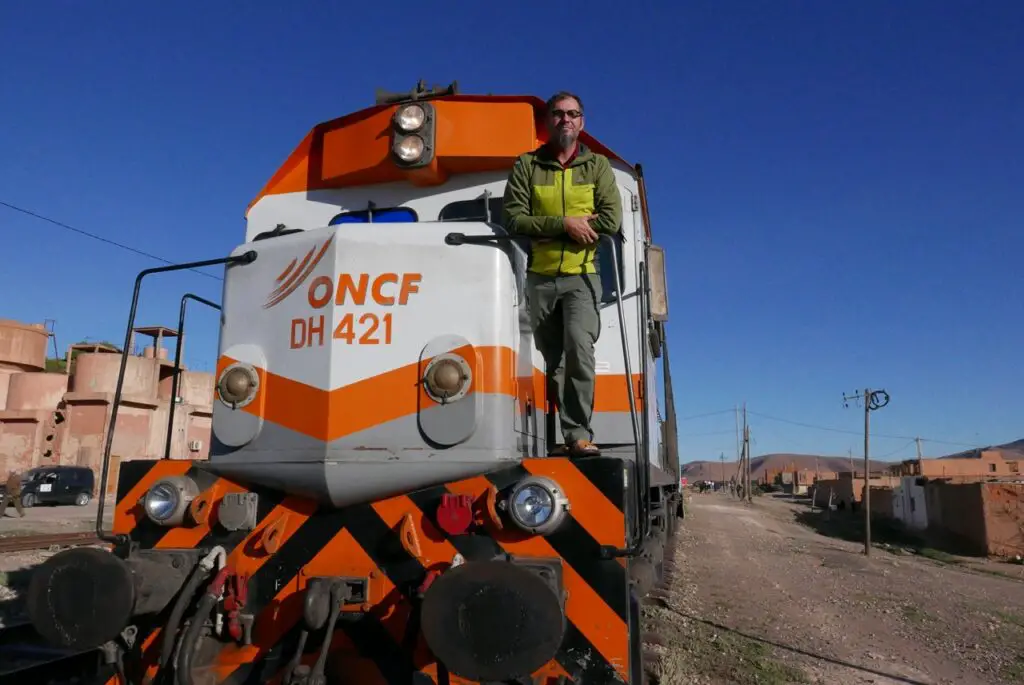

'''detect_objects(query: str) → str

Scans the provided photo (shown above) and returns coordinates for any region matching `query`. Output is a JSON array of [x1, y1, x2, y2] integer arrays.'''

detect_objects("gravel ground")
[[643, 493, 1024, 685]]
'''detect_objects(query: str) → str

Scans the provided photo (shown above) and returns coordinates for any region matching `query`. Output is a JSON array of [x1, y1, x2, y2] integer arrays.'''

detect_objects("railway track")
[[0, 531, 103, 554]]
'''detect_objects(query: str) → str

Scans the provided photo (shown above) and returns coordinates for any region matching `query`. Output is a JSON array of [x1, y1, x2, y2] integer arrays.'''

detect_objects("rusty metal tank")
[[5, 372, 68, 410], [72, 352, 160, 399], [0, 319, 48, 372]]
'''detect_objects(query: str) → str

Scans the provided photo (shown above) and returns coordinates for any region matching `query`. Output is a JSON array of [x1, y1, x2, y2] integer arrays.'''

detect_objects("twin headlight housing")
[[503, 476, 570, 536], [391, 102, 435, 168]]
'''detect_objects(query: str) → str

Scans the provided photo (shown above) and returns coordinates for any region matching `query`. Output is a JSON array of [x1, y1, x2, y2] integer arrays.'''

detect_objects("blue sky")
[[1, 2, 1021, 463]]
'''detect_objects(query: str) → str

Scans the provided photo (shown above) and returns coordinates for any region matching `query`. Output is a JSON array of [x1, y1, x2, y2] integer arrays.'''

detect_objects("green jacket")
[[502, 142, 622, 276]]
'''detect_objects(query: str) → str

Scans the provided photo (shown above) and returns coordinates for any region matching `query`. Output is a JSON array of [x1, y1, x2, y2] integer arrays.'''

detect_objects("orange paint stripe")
[[521, 366, 643, 414], [595, 373, 645, 413], [217, 345, 639, 445], [442, 475, 629, 681], [217, 345, 516, 442]]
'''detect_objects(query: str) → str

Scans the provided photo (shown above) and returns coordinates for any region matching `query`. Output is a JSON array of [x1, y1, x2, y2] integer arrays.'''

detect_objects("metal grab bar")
[[163, 294, 222, 460], [95, 251, 257, 545]]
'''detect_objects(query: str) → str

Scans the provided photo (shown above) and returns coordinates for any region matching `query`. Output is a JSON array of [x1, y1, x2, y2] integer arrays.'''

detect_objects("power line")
[[877, 439, 917, 460], [677, 409, 736, 422], [679, 429, 737, 437], [745, 409, 982, 448], [0, 200, 222, 281]]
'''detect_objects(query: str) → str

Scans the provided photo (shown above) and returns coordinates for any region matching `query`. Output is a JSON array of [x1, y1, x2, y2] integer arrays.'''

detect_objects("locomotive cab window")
[[329, 207, 418, 224], [439, 197, 504, 223]]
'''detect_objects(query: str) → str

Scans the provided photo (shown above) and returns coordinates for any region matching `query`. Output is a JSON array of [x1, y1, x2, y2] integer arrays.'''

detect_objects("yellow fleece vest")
[[530, 167, 597, 275]]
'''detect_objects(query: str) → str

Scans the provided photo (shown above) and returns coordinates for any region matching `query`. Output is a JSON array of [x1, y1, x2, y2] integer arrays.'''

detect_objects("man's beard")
[[554, 129, 576, 150]]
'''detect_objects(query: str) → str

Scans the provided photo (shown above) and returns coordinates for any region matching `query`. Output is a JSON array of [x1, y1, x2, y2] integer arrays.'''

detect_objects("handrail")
[[163, 294, 222, 460], [96, 252, 257, 545], [444, 228, 650, 553]]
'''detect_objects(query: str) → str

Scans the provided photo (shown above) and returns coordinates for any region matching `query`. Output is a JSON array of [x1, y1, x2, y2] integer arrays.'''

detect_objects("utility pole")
[[742, 403, 752, 502], [915, 437, 923, 460], [843, 388, 891, 556], [734, 405, 741, 465], [720, 452, 725, 486], [745, 424, 752, 501]]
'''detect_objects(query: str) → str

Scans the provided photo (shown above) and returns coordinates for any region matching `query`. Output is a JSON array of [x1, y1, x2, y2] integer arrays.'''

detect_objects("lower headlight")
[[143, 475, 198, 526], [506, 476, 569, 535], [394, 135, 424, 163]]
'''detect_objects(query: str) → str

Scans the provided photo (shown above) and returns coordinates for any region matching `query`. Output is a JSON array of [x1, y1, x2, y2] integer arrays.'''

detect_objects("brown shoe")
[[569, 439, 601, 457]]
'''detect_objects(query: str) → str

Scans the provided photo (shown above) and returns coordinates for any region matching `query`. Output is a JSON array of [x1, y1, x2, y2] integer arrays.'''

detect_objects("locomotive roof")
[[246, 93, 632, 217]]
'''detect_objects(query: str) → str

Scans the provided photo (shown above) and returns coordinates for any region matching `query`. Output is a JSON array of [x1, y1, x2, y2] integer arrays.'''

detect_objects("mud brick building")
[[0, 319, 214, 497]]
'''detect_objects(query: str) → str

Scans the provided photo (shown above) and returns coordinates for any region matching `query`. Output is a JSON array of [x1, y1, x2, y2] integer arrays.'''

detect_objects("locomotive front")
[[24, 84, 668, 685]]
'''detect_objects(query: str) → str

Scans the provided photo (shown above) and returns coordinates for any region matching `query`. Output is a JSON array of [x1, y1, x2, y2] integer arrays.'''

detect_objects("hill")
[[681, 437, 1024, 482], [680, 453, 892, 482], [939, 438, 1024, 460]]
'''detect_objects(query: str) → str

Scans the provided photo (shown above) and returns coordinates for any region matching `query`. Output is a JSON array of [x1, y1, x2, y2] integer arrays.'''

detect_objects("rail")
[[0, 532, 103, 554]]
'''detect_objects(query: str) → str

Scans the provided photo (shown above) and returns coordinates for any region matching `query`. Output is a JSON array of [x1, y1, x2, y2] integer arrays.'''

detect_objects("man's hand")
[[564, 215, 599, 245]]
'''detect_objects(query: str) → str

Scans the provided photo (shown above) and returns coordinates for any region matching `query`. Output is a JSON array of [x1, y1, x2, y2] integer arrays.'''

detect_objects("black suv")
[[1, 466, 96, 507]]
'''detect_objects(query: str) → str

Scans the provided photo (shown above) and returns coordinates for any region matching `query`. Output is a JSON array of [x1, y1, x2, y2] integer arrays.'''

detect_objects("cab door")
[[56, 471, 76, 504]]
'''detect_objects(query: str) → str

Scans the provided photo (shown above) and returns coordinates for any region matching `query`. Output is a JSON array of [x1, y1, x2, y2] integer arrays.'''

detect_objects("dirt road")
[[644, 493, 1024, 685]]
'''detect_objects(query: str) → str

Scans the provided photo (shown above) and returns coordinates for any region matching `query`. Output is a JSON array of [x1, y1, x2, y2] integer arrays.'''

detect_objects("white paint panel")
[[221, 223, 516, 390]]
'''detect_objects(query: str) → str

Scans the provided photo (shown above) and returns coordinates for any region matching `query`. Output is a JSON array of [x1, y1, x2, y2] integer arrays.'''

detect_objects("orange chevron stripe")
[[214, 525, 406, 683], [522, 459, 626, 549], [371, 496, 459, 568], [443, 473, 630, 682]]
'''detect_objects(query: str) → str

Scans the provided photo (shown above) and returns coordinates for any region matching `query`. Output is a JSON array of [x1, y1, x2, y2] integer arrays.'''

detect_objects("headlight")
[[394, 135, 424, 163], [217, 363, 259, 409], [422, 354, 472, 404], [505, 476, 569, 535], [395, 104, 425, 132], [143, 476, 198, 526]]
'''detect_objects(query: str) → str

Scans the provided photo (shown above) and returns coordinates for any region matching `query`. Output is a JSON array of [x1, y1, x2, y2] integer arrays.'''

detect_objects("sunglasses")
[[551, 108, 582, 120]]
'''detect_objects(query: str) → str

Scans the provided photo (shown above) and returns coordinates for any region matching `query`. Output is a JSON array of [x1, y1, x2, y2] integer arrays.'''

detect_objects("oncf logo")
[[263, 236, 334, 309]]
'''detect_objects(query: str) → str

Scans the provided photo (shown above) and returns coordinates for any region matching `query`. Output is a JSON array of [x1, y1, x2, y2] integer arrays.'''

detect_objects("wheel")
[[75, 492, 91, 506], [21, 493, 36, 507]]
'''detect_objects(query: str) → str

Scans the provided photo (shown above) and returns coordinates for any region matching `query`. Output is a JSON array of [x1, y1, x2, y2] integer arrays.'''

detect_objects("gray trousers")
[[526, 272, 602, 444]]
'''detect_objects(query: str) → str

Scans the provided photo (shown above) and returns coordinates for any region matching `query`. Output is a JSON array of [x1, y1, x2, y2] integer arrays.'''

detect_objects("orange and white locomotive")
[[26, 82, 682, 685]]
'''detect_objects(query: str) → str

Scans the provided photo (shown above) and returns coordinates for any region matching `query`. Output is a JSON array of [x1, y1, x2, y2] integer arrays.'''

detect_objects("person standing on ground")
[[503, 90, 622, 457], [1, 469, 25, 518]]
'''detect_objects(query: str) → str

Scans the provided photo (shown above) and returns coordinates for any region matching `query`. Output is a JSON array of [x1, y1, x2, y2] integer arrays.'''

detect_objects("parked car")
[[0, 466, 95, 507]]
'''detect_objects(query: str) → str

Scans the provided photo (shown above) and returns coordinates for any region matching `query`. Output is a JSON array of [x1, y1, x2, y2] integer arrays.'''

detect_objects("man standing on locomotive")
[[502, 91, 622, 458]]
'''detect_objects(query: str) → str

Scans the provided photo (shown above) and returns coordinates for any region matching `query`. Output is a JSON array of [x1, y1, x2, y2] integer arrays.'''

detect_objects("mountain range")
[[680, 438, 1024, 482]]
